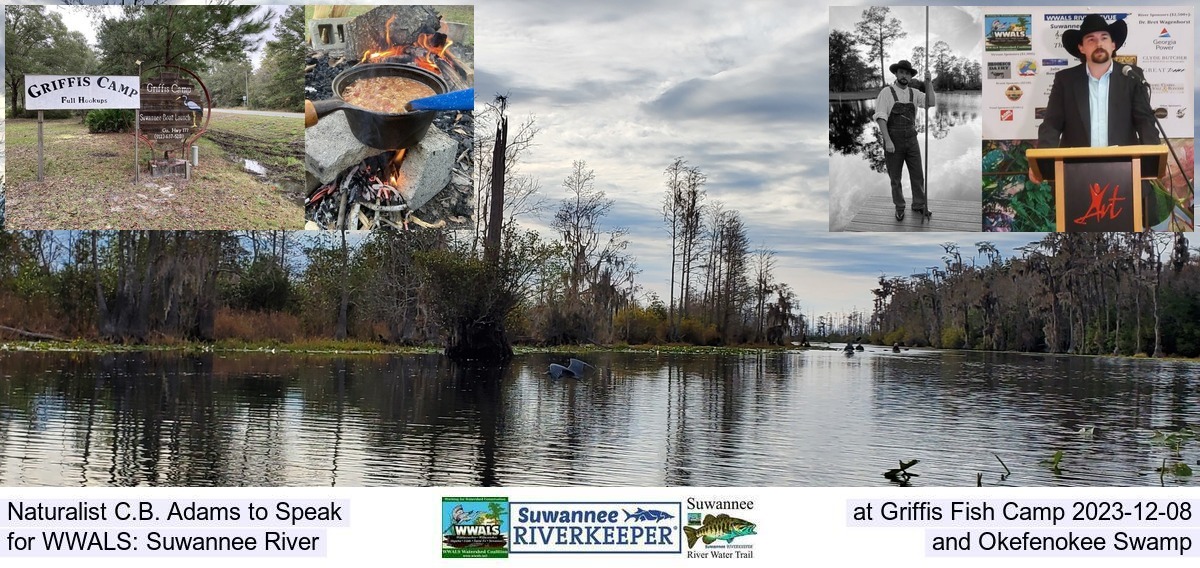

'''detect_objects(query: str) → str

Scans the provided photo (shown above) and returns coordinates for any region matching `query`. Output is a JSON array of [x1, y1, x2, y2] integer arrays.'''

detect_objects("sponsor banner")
[[986, 14, 1034, 51], [509, 501, 682, 553], [7, 487, 1200, 564], [982, 6, 1193, 140], [1005, 84, 1025, 101], [23, 75, 140, 110], [989, 61, 1012, 79]]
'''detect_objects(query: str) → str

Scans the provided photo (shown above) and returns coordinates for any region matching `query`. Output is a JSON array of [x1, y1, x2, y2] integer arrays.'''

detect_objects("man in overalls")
[[874, 60, 936, 221]]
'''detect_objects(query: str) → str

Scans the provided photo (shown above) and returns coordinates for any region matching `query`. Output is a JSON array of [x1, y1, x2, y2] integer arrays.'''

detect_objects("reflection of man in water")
[[1029, 14, 1158, 183], [874, 59, 936, 221]]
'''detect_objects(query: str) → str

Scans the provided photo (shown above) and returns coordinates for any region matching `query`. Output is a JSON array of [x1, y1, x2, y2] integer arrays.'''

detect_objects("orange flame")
[[360, 32, 455, 74], [386, 149, 408, 189], [384, 15, 396, 47]]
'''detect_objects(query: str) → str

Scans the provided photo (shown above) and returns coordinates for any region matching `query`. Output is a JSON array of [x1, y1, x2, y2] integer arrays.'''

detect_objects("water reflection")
[[829, 92, 983, 231], [1, 349, 1198, 487]]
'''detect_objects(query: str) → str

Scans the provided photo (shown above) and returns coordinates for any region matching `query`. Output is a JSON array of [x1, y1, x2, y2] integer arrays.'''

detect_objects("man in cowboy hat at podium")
[[1030, 13, 1158, 183], [874, 59, 936, 221]]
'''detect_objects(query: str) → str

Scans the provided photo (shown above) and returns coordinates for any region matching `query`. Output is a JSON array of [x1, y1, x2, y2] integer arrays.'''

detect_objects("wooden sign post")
[[137, 67, 209, 180]]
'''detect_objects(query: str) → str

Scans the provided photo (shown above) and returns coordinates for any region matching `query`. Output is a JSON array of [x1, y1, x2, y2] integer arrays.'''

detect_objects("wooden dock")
[[843, 196, 981, 232]]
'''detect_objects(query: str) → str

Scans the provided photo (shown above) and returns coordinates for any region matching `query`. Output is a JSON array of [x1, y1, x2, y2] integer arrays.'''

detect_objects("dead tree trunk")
[[484, 113, 507, 264]]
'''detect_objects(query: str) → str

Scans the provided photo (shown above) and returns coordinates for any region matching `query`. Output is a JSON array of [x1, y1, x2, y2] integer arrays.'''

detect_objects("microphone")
[[1121, 64, 1149, 87]]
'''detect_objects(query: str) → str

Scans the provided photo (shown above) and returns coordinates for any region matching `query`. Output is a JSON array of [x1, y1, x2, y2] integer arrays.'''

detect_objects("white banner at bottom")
[[4, 487, 1200, 565]]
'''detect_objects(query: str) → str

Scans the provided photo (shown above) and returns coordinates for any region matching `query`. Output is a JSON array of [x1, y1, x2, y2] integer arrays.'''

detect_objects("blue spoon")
[[405, 88, 474, 112]]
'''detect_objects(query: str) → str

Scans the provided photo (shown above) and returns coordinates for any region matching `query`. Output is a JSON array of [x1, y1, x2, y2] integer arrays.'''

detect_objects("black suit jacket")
[[1036, 63, 1160, 148]]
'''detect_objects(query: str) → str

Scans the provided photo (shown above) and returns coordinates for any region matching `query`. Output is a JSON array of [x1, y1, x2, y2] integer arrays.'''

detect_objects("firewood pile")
[[304, 115, 473, 232]]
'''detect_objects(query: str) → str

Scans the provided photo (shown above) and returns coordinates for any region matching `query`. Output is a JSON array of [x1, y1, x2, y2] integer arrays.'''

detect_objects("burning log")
[[346, 6, 441, 61]]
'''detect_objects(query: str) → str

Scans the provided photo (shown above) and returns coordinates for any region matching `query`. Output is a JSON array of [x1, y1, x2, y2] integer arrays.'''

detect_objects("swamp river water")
[[1, 348, 1198, 487]]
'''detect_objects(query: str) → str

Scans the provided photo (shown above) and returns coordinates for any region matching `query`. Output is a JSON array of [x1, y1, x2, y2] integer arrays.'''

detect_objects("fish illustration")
[[684, 514, 756, 548], [623, 508, 675, 522]]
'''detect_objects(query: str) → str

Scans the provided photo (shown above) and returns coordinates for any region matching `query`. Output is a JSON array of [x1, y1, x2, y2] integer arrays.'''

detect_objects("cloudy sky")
[[5, 1, 1197, 320], [468, 0, 1050, 318]]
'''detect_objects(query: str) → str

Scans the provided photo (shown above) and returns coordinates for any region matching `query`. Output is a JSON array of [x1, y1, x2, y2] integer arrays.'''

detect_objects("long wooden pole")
[[924, 6, 929, 202]]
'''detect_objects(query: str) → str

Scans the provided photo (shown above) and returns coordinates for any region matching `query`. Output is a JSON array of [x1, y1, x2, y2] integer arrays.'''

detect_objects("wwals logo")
[[442, 497, 509, 559]]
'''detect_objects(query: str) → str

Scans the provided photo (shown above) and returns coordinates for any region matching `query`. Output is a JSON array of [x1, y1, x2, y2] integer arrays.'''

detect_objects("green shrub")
[[678, 317, 720, 345], [85, 109, 134, 133], [613, 306, 662, 345], [14, 109, 73, 119], [941, 326, 966, 349], [883, 327, 906, 346]]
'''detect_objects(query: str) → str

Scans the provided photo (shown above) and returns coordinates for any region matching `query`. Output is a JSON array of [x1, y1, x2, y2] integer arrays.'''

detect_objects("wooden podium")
[[1027, 144, 1168, 232]]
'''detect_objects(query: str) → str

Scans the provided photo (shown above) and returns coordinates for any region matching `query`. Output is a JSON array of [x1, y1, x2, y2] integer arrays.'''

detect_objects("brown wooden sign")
[[138, 70, 205, 153]]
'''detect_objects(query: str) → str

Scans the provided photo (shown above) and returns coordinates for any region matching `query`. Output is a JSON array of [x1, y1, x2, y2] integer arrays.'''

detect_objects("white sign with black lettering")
[[24, 75, 140, 110]]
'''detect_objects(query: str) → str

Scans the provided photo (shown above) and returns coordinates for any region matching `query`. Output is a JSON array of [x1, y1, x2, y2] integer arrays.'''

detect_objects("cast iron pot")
[[305, 63, 449, 150]]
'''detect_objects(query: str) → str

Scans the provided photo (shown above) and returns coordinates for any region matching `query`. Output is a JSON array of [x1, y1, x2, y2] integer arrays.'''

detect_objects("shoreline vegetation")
[[1, 339, 1197, 362], [0, 339, 812, 356]]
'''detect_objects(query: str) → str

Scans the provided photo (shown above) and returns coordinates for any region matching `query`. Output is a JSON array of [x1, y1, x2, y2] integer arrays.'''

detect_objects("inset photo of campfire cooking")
[[304, 5, 474, 231]]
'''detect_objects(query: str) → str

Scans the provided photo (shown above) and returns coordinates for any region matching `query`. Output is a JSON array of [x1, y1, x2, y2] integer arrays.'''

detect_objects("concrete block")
[[305, 110, 386, 184], [396, 127, 455, 211], [310, 18, 353, 53]]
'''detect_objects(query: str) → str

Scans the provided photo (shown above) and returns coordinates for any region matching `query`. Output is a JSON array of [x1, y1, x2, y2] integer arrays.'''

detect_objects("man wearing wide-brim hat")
[[1031, 14, 1158, 182], [874, 59, 936, 221]]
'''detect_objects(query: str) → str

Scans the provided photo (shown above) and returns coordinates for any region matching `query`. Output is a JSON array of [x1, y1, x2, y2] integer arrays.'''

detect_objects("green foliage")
[[1151, 428, 1195, 456], [85, 109, 134, 133], [981, 141, 1055, 232], [1147, 179, 1194, 231], [940, 326, 966, 349], [201, 57, 253, 107], [614, 305, 665, 344], [1159, 285, 1200, 357], [230, 257, 292, 312], [416, 228, 557, 361], [96, 6, 271, 74], [5, 6, 97, 115], [679, 317, 720, 345], [1151, 428, 1197, 481], [1041, 450, 1064, 473], [298, 233, 358, 337], [883, 327, 906, 346], [15, 110, 74, 120], [256, 6, 305, 112]]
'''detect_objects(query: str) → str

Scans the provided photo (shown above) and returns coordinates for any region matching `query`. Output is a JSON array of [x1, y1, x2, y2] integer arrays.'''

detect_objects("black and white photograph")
[[829, 6, 984, 231]]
